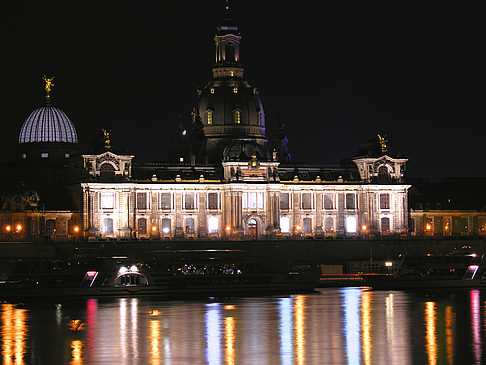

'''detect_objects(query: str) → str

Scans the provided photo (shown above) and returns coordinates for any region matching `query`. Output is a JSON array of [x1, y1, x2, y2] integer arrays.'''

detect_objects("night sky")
[[2, 1, 485, 181]]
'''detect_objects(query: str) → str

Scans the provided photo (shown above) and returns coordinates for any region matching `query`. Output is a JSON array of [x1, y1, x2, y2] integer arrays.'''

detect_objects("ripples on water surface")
[[1, 288, 486, 364]]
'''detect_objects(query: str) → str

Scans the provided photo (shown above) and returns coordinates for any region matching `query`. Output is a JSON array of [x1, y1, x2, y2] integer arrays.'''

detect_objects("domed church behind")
[[1, 5, 411, 241]]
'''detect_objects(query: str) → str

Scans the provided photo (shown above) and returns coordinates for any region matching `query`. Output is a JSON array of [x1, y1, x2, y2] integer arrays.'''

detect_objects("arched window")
[[381, 217, 390, 232], [325, 217, 334, 232], [185, 217, 195, 234], [378, 166, 390, 183], [103, 218, 113, 234], [280, 216, 290, 233], [206, 109, 213, 125], [303, 218, 312, 233], [161, 218, 171, 234], [234, 110, 241, 124], [138, 218, 147, 235]]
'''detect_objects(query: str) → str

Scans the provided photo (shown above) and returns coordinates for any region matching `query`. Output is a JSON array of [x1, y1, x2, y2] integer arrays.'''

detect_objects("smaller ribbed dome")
[[19, 106, 78, 144]]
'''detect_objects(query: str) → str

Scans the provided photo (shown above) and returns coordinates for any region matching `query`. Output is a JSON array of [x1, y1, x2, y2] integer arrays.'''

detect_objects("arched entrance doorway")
[[248, 218, 258, 240]]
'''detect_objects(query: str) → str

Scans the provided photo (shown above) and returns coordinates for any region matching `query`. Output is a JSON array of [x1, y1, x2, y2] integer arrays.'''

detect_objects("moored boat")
[[361, 253, 486, 290]]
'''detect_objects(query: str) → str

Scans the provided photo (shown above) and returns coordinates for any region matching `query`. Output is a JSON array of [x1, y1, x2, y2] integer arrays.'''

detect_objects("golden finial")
[[102, 128, 111, 150], [377, 134, 388, 153], [43, 75, 54, 99]]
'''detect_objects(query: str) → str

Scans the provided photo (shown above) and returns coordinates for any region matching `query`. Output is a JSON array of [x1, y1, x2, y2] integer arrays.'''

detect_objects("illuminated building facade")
[[79, 9, 410, 240]]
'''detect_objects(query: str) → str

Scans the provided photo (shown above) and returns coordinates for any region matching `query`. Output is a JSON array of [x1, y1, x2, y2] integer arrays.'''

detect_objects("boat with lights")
[[0, 248, 321, 299], [361, 253, 486, 290]]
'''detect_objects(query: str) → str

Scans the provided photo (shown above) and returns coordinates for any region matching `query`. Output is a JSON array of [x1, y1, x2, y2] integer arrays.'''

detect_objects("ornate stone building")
[[79, 9, 411, 241]]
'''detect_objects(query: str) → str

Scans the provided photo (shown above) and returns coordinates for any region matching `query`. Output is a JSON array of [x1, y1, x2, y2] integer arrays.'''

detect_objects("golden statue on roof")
[[377, 134, 388, 153], [102, 128, 111, 150], [43, 75, 54, 98]]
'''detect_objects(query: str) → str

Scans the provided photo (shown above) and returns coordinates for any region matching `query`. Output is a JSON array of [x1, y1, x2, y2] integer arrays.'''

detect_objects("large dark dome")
[[19, 106, 78, 144]]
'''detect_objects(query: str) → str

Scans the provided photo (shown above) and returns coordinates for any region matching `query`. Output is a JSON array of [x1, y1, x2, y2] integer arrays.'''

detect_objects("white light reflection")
[[343, 288, 361, 365], [205, 303, 221, 365], [131, 298, 138, 358], [279, 297, 293, 365], [119, 298, 127, 360], [470, 290, 481, 364]]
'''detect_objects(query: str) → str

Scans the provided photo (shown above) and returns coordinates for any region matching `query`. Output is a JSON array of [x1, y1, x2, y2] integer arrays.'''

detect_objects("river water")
[[1, 287, 485, 364]]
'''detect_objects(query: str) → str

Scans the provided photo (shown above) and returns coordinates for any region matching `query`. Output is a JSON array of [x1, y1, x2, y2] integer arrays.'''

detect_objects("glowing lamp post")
[[385, 261, 393, 274], [295, 225, 303, 238], [225, 225, 231, 237], [361, 224, 368, 238], [16, 224, 22, 232]]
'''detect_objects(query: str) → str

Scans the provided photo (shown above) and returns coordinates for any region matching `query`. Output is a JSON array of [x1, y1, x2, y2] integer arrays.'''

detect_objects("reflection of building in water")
[[1, 304, 28, 365]]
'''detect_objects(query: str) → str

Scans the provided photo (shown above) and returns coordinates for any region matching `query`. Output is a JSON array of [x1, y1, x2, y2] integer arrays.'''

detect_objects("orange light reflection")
[[150, 320, 160, 365], [425, 302, 437, 365], [361, 291, 372, 365], [70, 340, 84, 365], [444, 306, 454, 365], [1, 304, 28, 365], [224, 316, 235, 365], [294, 295, 305, 365]]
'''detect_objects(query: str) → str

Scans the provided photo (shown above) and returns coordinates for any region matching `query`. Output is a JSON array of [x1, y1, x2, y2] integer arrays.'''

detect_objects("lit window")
[[208, 192, 218, 210], [21, 153, 27, 159], [234, 110, 241, 124], [185, 217, 195, 234], [159, 193, 171, 210], [303, 218, 312, 233], [207, 110, 213, 125], [249, 192, 257, 209], [280, 193, 289, 210], [257, 192, 264, 209], [102, 218, 114, 234], [242, 192, 248, 209], [162, 218, 171, 234], [346, 216, 357, 233], [64, 153, 70, 158], [41, 153, 48, 158], [301, 193, 312, 210], [345, 193, 356, 210], [179, 157, 184, 162], [325, 217, 334, 232], [208, 216, 219, 233], [136, 192, 147, 210], [257, 112, 262, 126], [100, 192, 114, 209], [210, 88, 215, 94], [138, 218, 147, 234], [184, 192, 195, 210], [323, 193, 334, 210], [280, 216, 290, 233], [381, 217, 390, 232], [233, 87, 238, 93], [380, 193, 390, 210], [229, 71, 234, 77]]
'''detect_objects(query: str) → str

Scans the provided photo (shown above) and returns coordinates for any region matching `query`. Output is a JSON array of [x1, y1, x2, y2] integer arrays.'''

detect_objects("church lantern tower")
[[196, 4, 266, 163]]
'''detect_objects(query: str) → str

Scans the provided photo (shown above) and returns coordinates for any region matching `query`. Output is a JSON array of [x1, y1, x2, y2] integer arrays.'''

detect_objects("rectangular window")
[[136, 192, 147, 210], [257, 192, 264, 209], [100, 192, 114, 209], [380, 193, 390, 210], [323, 193, 334, 210], [345, 193, 356, 210], [160, 193, 171, 210], [301, 193, 312, 210], [242, 192, 248, 209], [138, 218, 147, 234], [41, 153, 48, 158], [102, 218, 114, 234], [249, 192, 257, 209], [280, 193, 289, 210], [208, 216, 219, 233], [346, 216, 357, 233], [184, 192, 195, 210], [208, 192, 218, 210]]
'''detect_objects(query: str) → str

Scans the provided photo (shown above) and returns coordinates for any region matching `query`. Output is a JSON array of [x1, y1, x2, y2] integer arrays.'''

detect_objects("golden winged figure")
[[102, 128, 111, 150], [377, 134, 388, 153], [43, 75, 54, 96]]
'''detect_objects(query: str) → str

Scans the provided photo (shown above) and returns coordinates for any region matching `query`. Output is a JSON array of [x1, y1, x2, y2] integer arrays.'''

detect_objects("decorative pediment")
[[82, 151, 134, 179]]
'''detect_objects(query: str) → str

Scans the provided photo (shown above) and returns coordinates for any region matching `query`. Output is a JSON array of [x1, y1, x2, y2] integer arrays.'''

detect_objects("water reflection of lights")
[[444, 306, 454, 365], [279, 298, 293, 365], [385, 293, 394, 340], [224, 317, 235, 365], [70, 340, 84, 365], [205, 303, 221, 365], [425, 301, 437, 365], [343, 288, 361, 365], [470, 290, 481, 364], [294, 295, 305, 365], [1, 304, 28, 365], [361, 291, 372, 365], [223, 305, 236, 310], [150, 320, 161, 365]]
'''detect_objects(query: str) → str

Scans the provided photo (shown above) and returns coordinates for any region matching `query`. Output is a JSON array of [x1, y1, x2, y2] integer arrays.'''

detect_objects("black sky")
[[2, 1, 485, 181]]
